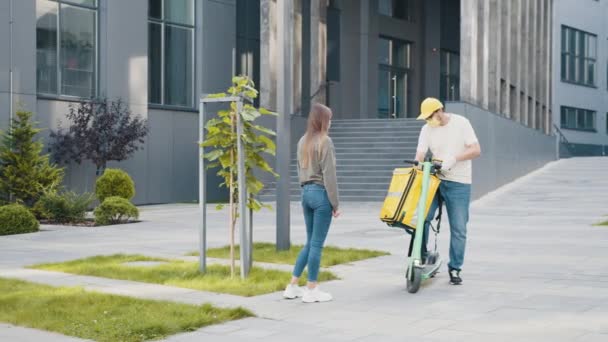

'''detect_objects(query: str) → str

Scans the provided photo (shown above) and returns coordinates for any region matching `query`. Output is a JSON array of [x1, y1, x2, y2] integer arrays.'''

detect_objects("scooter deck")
[[421, 258, 442, 279]]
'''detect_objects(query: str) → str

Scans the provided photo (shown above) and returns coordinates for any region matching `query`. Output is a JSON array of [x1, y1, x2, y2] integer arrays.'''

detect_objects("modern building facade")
[[552, 0, 608, 156], [1, 0, 557, 205]]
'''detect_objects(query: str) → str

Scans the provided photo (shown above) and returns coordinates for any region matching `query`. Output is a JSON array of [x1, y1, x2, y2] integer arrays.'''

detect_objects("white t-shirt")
[[416, 113, 479, 184]]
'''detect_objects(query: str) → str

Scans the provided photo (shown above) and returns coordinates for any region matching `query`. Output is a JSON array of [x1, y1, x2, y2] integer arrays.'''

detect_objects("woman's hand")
[[332, 209, 341, 218]]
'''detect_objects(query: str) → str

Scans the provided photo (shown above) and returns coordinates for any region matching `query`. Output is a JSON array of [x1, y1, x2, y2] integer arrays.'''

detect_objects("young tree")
[[203, 76, 278, 277], [50, 98, 149, 176], [0, 111, 64, 206]]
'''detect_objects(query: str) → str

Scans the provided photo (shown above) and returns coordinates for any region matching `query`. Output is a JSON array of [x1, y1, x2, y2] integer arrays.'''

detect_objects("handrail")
[[553, 124, 575, 155]]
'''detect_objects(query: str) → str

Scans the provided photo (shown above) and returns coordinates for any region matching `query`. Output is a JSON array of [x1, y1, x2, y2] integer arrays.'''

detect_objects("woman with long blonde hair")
[[283, 103, 340, 303]]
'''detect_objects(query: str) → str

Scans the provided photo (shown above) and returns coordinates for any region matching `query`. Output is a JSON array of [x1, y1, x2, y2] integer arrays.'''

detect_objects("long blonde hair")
[[300, 103, 332, 169]]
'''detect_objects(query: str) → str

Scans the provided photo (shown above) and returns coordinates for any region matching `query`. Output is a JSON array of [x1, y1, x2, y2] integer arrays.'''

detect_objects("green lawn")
[[29, 254, 337, 297], [594, 220, 608, 226], [0, 277, 252, 342], [187, 242, 389, 267]]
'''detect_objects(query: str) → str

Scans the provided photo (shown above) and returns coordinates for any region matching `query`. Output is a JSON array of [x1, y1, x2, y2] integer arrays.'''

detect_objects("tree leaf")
[[251, 125, 276, 136], [206, 93, 227, 99], [259, 107, 278, 116]]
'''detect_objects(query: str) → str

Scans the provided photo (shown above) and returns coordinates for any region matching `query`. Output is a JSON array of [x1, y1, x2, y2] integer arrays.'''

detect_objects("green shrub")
[[95, 168, 135, 202], [0, 204, 40, 236], [34, 191, 94, 224], [0, 111, 64, 206], [94, 197, 138, 226]]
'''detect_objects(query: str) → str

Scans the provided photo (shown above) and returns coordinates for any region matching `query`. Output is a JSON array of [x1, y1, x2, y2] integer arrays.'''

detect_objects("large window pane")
[[561, 27, 566, 53], [378, 0, 392, 16], [149, 0, 162, 19], [392, 41, 410, 68], [36, 0, 59, 94], [577, 110, 586, 128], [148, 22, 162, 104], [60, 4, 96, 97], [586, 111, 594, 130], [587, 60, 595, 85], [567, 109, 576, 128], [378, 38, 390, 65], [393, 0, 409, 20], [164, 0, 194, 25], [377, 68, 390, 118], [164, 25, 193, 106]]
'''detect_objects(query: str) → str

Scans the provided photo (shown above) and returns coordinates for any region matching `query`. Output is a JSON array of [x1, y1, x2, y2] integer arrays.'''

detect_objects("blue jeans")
[[422, 180, 471, 271], [293, 183, 333, 282]]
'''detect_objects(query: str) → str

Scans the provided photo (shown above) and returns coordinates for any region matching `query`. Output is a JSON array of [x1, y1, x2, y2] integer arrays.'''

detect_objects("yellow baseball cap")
[[417, 97, 444, 120]]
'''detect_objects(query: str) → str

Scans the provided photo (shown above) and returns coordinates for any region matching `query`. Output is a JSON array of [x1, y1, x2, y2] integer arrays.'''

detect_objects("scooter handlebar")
[[403, 159, 443, 170]]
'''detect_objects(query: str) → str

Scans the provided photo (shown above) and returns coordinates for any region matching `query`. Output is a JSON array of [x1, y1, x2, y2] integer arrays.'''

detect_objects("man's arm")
[[415, 126, 428, 163], [456, 143, 481, 162], [415, 151, 426, 163]]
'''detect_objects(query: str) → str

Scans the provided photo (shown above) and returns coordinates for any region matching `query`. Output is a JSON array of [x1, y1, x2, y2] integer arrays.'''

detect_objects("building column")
[[301, 0, 311, 116], [359, 0, 370, 118], [460, 0, 478, 106]]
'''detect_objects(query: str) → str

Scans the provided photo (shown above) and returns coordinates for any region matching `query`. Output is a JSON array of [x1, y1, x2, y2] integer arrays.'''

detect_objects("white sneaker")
[[283, 284, 304, 299], [302, 286, 333, 303]]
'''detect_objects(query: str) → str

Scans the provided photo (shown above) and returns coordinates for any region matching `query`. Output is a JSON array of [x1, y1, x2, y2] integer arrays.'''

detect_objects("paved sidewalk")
[[1, 157, 607, 341]]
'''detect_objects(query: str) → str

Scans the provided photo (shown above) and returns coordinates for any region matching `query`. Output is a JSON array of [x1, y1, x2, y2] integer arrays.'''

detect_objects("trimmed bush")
[[95, 168, 135, 202], [94, 196, 138, 226], [34, 191, 94, 224], [0, 204, 40, 236]]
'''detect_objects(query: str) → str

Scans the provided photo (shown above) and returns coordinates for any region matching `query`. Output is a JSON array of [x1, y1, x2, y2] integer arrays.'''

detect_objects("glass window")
[[36, 1, 59, 94], [440, 50, 460, 102], [377, 36, 411, 118], [149, 0, 162, 19], [165, 0, 194, 25], [561, 26, 597, 86], [164, 25, 193, 107], [148, 22, 162, 104], [148, 0, 195, 107], [561, 106, 596, 131], [378, 38, 390, 65], [378, 0, 411, 21], [36, 0, 97, 97]]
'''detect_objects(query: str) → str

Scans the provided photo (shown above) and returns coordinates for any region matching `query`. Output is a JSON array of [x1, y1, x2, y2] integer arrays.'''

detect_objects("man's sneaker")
[[302, 286, 333, 303], [449, 269, 462, 285], [283, 284, 304, 299]]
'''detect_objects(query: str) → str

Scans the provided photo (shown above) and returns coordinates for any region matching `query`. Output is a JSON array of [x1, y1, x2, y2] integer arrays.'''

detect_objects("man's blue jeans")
[[293, 183, 333, 282], [422, 180, 471, 271]]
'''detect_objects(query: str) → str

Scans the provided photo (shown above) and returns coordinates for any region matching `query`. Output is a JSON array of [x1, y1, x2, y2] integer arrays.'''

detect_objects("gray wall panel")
[[170, 111, 198, 203], [446, 102, 556, 200]]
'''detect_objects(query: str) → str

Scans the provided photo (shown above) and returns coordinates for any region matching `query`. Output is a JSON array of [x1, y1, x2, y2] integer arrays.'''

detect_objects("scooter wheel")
[[406, 267, 422, 293]]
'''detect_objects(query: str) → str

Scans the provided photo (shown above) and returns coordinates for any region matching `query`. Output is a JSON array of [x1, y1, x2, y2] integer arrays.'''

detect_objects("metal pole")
[[236, 99, 250, 277], [249, 194, 253, 269], [276, 0, 292, 251], [9, 0, 14, 128], [198, 98, 207, 273]]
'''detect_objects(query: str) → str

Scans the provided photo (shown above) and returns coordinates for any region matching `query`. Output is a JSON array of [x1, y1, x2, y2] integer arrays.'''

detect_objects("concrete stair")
[[258, 118, 424, 202]]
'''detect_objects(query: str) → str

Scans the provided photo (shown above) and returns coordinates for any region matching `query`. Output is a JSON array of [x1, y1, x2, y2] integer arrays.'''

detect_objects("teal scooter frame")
[[403, 158, 442, 293]]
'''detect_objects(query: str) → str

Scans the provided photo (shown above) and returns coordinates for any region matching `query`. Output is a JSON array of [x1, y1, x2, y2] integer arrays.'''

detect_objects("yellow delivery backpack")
[[379, 167, 441, 230]]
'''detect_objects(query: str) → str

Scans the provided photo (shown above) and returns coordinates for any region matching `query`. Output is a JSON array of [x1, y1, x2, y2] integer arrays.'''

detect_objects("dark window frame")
[[148, 0, 196, 109]]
